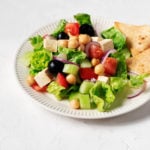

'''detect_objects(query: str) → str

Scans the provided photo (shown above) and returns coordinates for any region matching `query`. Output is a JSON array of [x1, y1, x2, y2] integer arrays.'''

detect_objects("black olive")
[[79, 24, 96, 36], [57, 32, 69, 40], [48, 60, 64, 74]]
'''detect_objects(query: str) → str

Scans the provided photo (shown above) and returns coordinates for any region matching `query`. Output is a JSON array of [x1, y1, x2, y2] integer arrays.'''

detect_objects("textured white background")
[[1, 0, 150, 150]]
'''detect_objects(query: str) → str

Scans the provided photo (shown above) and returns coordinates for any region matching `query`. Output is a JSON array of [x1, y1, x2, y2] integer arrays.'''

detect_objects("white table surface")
[[1, 0, 150, 149]]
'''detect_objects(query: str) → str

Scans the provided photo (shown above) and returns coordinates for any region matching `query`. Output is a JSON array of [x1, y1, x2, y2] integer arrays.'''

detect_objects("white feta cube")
[[97, 76, 109, 83], [91, 36, 103, 42], [43, 36, 57, 52], [99, 39, 114, 51], [34, 68, 52, 88]]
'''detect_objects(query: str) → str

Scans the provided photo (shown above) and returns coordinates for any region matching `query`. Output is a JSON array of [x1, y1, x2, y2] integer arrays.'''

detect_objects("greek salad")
[[24, 13, 148, 112]]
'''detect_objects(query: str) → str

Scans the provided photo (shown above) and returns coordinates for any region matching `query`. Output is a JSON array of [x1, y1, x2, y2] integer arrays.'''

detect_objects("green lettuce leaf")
[[110, 77, 128, 93], [107, 82, 130, 110], [129, 74, 148, 88], [47, 82, 79, 100], [111, 48, 131, 59], [102, 82, 115, 103], [29, 49, 52, 75], [57, 47, 86, 64], [117, 58, 128, 79], [74, 13, 92, 25], [59, 84, 79, 99], [101, 27, 126, 50], [51, 19, 67, 38], [47, 81, 65, 100], [90, 81, 115, 112], [29, 35, 43, 50], [92, 94, 105, 112]]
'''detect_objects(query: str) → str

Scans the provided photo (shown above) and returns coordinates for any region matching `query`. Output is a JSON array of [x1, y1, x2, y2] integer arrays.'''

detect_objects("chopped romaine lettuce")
[[51, 19, 67, 38], [89, 80, 130, 111], [29, 35, 43, 50], [74, 13, 92, 25], [29, 49, 52, 75], [101, 82, 115, 103], [116, 56, 128, 79], [129, 74, 148, 88], [107, 83, 130, 111], [57, 47, 86, 64], [47, 82, 79, 100], [59, 84, 79, 99], [110, 77, 128, 93], [47, 81, 65, 100], [28, 35, 53, 75], [92, 94, 105, 112], [101, 27, 126, 50], [90, 81, 115, 112], [111, 48, 131, 59]]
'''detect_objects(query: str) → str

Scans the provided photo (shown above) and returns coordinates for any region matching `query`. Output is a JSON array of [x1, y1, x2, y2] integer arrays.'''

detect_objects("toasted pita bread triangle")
[[127, 48, 150, 74], [114, 22, 150, 56]]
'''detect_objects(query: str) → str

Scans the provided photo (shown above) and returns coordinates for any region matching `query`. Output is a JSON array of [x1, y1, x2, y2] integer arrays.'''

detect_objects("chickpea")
[[57, 40, 68, 48], [27, 75, 35, 86], [69, 36, 78, 41], [68, 39, 79, 49], [66, 74, 77, 84], [78, 34, 91, 45], [91, 58, 100, 66], [70, 99, 80, 109], [94, 63, 105, 75], [78, 44, 85, 51]]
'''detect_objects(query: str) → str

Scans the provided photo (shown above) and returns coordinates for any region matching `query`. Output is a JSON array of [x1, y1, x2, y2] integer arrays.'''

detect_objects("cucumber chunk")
[[79, 80, 94, 94], [80, 59, 92, 68], [69, 92, 80, 101], [69, 92, 91, 109], [79, 94, 91, 109], [63, 64, 79, 75]]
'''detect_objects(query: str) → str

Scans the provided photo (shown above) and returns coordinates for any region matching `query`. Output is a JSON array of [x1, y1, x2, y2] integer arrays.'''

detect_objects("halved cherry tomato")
[[79, 68, 98, 80], [104, 57, 118, 76], [65, 23, 80, 36], [56, 73, 69, 88], [89, 44, 104, 59], [32, 83, 47, 92]]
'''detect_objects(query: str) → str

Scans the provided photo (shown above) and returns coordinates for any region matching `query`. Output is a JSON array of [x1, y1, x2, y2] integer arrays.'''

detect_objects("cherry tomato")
[[56, 73, 69, 88], [79, 68, 98, 80], [32, 83, 47, 92], [65, 23, 80, 36], [89, 44, 104, 59], [104, 57, 118, 76]]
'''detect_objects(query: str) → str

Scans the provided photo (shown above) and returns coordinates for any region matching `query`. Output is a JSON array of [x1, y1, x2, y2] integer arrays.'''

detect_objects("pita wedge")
[[127, 48, 150, 74], [114, 22, 150, 56]]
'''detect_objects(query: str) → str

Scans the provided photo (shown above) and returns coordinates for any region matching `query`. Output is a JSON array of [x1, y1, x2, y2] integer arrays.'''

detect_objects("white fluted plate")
[[15, 16, 150, 119]]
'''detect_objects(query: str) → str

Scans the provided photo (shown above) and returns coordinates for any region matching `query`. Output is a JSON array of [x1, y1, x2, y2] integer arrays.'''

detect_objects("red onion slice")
[[53, 56, 79, 66], [101, 49, 116, 64], [85, 41, 100, 57], [127, 71, 147, 99], [42, 34, 49, 39], [127, 81, 146, 99]]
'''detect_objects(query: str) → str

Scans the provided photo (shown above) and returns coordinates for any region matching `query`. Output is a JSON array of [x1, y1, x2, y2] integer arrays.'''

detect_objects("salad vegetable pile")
[[24, 13, 148, 112]]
